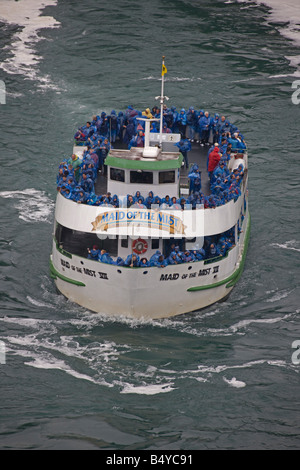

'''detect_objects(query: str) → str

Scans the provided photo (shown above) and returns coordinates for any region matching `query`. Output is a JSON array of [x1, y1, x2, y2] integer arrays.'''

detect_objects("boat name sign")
[[91, 208, 204, 238]]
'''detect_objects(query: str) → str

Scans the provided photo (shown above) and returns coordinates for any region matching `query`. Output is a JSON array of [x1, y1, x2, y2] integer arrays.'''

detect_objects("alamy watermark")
[[291, 340, 300, 365], [0, 341, 6, 365], [0, 80, 6, 105], [291, 80, 300, 105]]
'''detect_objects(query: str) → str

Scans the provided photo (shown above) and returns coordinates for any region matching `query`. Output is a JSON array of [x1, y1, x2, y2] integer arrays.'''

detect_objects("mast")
[[157, 56, 168, 146]]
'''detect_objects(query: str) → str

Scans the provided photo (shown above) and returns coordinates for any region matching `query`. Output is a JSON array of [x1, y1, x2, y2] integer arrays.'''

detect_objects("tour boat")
[[49, 59, 250, 319]]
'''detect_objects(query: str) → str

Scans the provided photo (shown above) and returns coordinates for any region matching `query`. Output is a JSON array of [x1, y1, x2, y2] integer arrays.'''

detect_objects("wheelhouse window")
[[130, 170, 153, 184], [159, 171, 175, 184], [55, 223, 118, 257], [110, 167, 125, 182]]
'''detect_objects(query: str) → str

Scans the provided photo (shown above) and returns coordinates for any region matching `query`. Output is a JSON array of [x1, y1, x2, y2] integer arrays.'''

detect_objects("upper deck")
[[93, 141, 212, 197]]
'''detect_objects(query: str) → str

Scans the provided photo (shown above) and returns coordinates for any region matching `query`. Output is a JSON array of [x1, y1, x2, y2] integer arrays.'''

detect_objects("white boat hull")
[[50, 212, 250, 319]]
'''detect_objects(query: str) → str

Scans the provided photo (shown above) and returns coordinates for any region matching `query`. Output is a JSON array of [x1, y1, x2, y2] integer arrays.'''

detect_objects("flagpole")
[[159, 56, 166, 146]]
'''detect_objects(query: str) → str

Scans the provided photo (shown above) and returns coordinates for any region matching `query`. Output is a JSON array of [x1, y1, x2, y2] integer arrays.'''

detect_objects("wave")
[[0, 188, 54, 223], [1, 311, 297, 396], [140, 76, 202, 82], [0, 0, 61, 89], [265, 288, 294, 303], [270, 240, 300, 253], [235, 0, 300, 76]]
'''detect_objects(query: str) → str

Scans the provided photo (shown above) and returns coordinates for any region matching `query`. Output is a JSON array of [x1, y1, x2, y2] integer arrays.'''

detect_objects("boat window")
[[55, 223, 118, 257], [130, 171, 153, 185], [151, 239, 160, 250], [120, 236, 128, 248], [159, 171, 175, 184], [110, 167, 125, 182]]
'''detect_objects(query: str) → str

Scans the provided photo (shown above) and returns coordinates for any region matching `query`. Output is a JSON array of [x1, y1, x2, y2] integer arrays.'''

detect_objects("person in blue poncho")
[[162, 195, 171, 206], [97, 112, 108, 138], [149, 250, 162, 266], [87, 245, 100, 260], [164, 107, 174, 130], [80, 173, 94, 193], [66, 175, 76, 189], [86, 193, 98, 205], [134, 191, 144, 203], [162, 122, 172, 134], [128, 130, 144, 149], [169, 247, 183, 264], [98, 138, 111, 175], [207, 243, 220, 259], [98, 249, 114, 264], [170, 106, 179, 133], [117, 111, 125, 142], [199, 111, 211, 146], [220, 119, 232, 136], [111, 194, 119, 207], [192, 248, 206, 260], [107, 110, 118, 143], [124, 254, 140, 267], [177, 108, 187, 138], [186, 107, 198, 142], [210, 113, 220, 144], [60, 185, 73, 199], [150, 254, 168, 267], [76, 189, 87, 204], [123, 118, 136, 145], [175, 139, 191, 169], [145, 191, 154, 208], [139, 257, 150, 267], [167, 253, 180, 265], [114, 257, 125, 266], [188, 164, 202, 193], [227, 132, 247, 151]]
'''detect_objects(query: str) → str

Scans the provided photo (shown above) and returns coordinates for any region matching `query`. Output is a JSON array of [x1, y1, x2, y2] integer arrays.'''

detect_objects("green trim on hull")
[[49, 259, 86, 287], [187, 213, 251, 292]]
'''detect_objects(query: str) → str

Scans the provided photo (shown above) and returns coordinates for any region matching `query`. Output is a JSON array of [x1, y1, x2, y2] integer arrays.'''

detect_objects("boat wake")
[[0, 0, 61, 90], [0, 189, 54, 223], [0, 308, 297, 395], [235, 0, 300, 76]]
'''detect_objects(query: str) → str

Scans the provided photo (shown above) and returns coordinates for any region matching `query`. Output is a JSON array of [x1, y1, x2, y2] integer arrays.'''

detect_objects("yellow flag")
[[162, 64, 167, 76]]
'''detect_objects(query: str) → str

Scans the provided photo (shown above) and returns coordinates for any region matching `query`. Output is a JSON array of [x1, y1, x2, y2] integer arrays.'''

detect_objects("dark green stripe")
[[187, 213, 251, 292], [49, 259, 86, 287]]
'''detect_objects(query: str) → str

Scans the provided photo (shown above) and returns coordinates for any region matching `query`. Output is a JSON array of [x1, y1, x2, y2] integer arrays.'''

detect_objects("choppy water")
[[0, 0, 299, 450]]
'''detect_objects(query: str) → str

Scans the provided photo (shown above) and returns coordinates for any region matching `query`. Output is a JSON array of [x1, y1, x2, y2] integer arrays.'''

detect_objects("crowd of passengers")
[[87, 228, 236, 267], [57, 105, 246, 208], [72, 104, 247, 150]]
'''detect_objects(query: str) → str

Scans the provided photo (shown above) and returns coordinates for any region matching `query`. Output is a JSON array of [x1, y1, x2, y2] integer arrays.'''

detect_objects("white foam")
[[120, 383, 175, 395], [223, 376, 246, 388], [27, 295, 55, 309], [265, 289, 292, 303], [197, 358, 289, 376], [140, 76, 202, 82], [0, 188, 54, 223], [0, 0, 60, 87], [236, 0, 300, 75], [271, 240, 300, 253]]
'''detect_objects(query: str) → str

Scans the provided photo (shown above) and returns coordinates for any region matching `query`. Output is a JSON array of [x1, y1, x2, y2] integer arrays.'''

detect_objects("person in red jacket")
[[208, 147, 221, 179]]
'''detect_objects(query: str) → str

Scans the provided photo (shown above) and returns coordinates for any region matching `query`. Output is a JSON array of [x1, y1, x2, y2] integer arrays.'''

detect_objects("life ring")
[[132, 238, 148, 255]]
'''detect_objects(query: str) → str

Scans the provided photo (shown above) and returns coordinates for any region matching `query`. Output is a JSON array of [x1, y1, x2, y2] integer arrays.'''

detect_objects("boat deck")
[[94, 142, 210, 197]]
